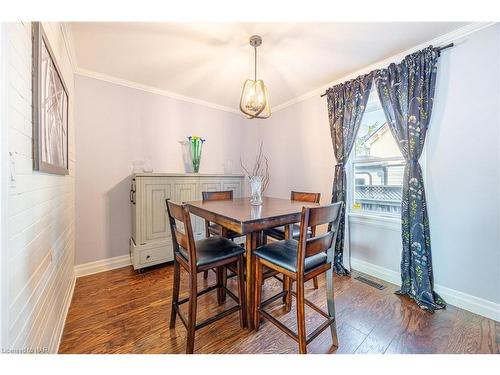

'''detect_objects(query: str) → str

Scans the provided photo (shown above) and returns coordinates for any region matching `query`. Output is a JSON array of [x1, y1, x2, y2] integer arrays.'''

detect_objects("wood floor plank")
[[58, 264, 499, 354]]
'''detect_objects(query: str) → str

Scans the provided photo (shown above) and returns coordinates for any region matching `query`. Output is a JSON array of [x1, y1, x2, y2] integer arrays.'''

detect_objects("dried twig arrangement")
[[240, 141, 270, 192]]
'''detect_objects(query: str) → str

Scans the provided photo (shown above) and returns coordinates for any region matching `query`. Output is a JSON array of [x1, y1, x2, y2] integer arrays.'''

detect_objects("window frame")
[[347, 91, 406, 220]]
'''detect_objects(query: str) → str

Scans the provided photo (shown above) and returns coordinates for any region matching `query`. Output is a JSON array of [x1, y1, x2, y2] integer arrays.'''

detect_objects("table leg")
[[245, 231, 260, 330]]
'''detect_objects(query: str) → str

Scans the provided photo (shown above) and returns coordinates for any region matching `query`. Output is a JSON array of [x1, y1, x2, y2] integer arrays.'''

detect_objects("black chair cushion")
[[178, 236, 245, 268], [265, 224, 312, 240], [208, 223, 241, 239], [254, 239, 328, 273]]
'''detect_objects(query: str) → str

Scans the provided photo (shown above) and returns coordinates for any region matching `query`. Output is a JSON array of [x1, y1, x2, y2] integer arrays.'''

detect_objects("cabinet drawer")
[[138, 244, 173, 266]]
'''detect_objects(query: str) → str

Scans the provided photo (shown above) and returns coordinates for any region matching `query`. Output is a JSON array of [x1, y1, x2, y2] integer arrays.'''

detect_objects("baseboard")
[[432, 284, 500, 323], [52, 274, 76, 353], [351, 258, 401, 286], [74, 255, 131, 278], [351, 257, 500, 322]]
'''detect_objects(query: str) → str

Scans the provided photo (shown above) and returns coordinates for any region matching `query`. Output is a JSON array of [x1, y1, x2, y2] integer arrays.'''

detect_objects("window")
[[350, 89, 405, 217]]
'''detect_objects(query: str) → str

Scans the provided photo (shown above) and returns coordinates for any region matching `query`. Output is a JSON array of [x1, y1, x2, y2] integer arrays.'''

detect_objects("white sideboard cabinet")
[[130, 173, 245, 270]]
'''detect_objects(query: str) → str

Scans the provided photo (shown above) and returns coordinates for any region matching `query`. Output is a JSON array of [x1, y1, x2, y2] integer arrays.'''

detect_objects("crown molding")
[[273, 22, 497, 113], [74, 68, 241, 115]]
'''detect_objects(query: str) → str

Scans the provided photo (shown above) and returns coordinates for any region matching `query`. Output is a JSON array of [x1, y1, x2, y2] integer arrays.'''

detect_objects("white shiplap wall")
[[3, 22, 75, 353]]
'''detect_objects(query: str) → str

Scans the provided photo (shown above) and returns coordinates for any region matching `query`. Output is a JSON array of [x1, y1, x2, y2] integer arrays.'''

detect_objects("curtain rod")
[[320, 43, 454, 98]]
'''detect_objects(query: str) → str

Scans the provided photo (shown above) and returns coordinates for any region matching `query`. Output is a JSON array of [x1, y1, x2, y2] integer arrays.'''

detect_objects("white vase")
[[251, 204, 262, 219], [249, 175, 263, 205]]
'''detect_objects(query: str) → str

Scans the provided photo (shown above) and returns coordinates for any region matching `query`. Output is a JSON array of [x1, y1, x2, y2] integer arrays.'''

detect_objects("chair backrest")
[[166, 199, 197, 270], [291, 191, 321, 236], [296, 202, 344, 273], [291, 191, 321, 204], [202, 190, 233, 201], [202, 191, 234, 235]]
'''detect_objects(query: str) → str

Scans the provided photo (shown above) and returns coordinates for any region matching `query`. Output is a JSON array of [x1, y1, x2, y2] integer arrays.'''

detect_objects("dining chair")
[[264, 191, 321, 289], [202, 190, 243, 280], [166, 199, 246, 354], [253, 201, 344, 354]]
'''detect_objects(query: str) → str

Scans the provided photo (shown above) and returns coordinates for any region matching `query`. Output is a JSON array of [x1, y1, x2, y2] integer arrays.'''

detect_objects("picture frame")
[[32, 22, 69, 175]]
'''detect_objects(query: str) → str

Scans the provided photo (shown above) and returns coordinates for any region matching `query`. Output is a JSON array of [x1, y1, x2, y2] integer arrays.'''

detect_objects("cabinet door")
[[200, 180, 222, 195], [140, 179, 173, 244], [173, 179, 198, 203], [172, 178, 204, 238], [222, 179, 244, 198]]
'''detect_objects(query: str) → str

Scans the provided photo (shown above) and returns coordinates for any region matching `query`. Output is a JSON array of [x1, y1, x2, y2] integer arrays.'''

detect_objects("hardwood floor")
[[59, 264, 499, 354]]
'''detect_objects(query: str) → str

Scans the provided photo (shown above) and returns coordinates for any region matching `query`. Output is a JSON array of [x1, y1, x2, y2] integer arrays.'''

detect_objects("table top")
[[186, 196, 320, 235]]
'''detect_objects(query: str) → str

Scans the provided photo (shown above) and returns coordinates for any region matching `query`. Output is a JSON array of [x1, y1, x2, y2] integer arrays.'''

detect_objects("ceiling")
[[69, 22, 468, 112]]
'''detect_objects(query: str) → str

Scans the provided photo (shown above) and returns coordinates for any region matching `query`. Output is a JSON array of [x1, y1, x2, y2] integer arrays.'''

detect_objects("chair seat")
[[265, 224, 312, 240], [254, 239, 328, 273], [178, 236, 245, 268], [208, 223, 241, 239]]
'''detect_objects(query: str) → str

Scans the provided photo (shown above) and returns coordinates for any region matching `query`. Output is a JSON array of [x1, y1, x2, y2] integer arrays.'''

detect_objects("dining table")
[[186, 196, 320, 330]]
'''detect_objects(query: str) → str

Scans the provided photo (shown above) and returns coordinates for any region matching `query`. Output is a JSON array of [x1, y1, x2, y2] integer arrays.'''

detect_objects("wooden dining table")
[[186, 196, 320, 330]]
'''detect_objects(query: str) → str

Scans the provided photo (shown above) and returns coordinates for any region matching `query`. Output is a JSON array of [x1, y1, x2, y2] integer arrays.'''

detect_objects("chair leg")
[[216, 267, 224, 305], [203, 270, 209, 279], [313, 276, 319, 289], [236, 255, 247, 328], [282, 275, 288, 303], [221, 266, 227, 303], [287, 279, 293, 312], [283, 275, 292, 312], [169, 258, 180, 328], [296, 277, 307, 354], [186, 271, 198, 354], [253, 258, 263, 330], [326, 268, 339, 348]]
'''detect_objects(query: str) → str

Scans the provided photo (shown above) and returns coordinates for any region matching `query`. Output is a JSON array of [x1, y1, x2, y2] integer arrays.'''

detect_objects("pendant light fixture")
[[240, 35, 271, 119]]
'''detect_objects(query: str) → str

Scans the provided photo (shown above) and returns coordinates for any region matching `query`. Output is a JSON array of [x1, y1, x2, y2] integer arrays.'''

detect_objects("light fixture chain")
[[254, 46, 257, 81]]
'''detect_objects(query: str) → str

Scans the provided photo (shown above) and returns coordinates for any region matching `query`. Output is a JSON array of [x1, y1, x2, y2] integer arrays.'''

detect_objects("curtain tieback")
[[335, 162, 344, 167]]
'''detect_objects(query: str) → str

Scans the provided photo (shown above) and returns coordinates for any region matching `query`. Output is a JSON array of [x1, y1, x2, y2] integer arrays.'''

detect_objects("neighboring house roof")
[[360, 122, 390, 147]]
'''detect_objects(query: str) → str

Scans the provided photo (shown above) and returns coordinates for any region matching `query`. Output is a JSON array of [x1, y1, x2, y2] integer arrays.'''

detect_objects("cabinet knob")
[[146, 255, 150, 259]]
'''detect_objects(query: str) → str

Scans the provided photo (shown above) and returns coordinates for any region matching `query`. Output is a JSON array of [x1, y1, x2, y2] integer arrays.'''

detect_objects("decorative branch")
[[239, 156, 252, 177], [240, 141, 270, 193]]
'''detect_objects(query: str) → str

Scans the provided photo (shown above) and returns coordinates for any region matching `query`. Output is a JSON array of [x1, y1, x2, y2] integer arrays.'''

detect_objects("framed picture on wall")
[[32, 22, 69, 175]]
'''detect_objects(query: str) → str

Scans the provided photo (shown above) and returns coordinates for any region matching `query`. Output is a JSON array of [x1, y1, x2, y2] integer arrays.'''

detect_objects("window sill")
[[348, 212, 401, 231]]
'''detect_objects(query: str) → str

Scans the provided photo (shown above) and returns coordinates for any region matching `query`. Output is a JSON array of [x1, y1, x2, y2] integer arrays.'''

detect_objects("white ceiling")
[[69, 22, 468, 111]]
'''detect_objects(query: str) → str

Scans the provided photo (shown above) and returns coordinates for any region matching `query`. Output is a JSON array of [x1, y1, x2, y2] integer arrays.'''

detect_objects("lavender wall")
[[74, 75, 258, 264]]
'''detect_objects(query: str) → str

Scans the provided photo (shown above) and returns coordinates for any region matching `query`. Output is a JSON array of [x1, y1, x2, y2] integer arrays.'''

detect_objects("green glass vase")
[[188, 136, 205, 173]]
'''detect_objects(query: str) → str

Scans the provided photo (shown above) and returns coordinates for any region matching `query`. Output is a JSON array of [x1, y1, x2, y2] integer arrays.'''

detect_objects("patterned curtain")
[[374, 46, 446, 311], [326, 72, 374, 275]]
